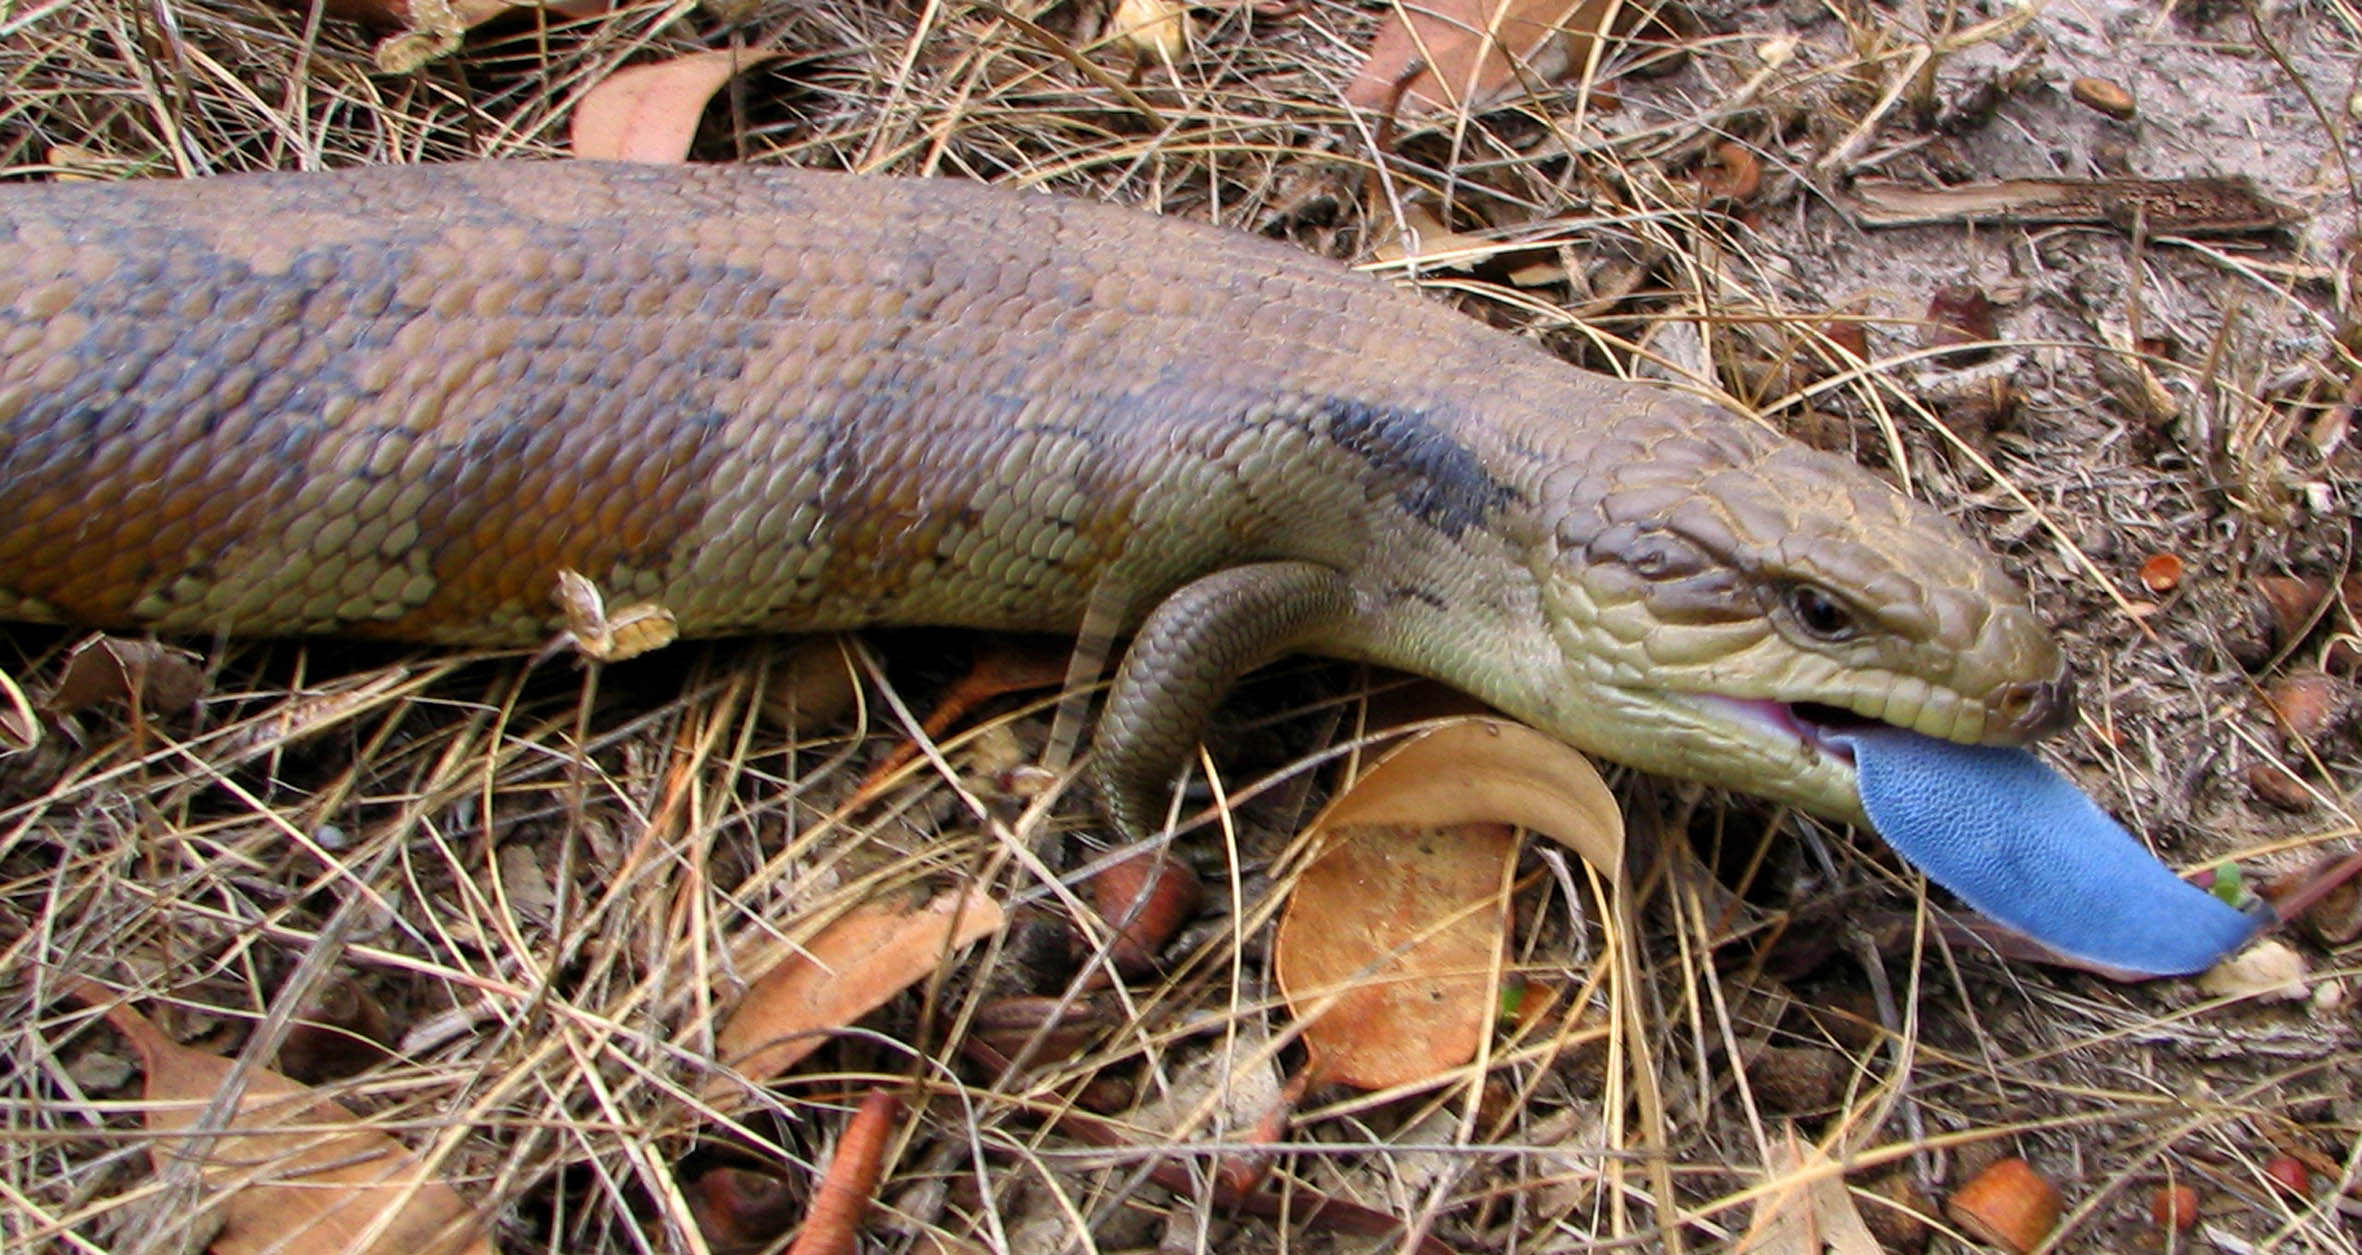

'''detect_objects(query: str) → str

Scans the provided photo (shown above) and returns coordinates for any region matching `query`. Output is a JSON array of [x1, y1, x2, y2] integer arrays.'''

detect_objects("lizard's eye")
[[1785, 584, 1860, 642]]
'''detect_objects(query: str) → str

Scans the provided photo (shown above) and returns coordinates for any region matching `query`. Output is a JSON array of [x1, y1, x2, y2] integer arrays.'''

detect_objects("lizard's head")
[[1462, 399, 2255, 977], [1504, 407, 2070, 824]]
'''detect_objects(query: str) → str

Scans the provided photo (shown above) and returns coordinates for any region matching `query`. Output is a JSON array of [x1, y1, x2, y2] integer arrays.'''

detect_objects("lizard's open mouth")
[[1688, 695, 1878, 761]]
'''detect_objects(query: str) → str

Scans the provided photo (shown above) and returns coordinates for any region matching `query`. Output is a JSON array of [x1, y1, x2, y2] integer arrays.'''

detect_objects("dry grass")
[[3, 0, 2359, 1251]]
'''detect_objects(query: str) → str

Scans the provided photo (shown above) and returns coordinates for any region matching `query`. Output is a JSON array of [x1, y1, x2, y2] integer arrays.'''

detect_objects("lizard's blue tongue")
[[1830, 725, 2264, 977]]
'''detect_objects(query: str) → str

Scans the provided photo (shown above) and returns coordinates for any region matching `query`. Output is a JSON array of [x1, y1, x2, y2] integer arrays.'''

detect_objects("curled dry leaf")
[[1273, 719, 1621, 1091], [570, 51, 787, 164], [67, 985, 491, 1255], [1697, 141, 1763, 204], [552, 569, 677, 661], [50, 636, 205, 716], [1740, 1131, 1884, 1255], [1923, 285, 1998, 358], [706, 888, 1003, 1100], [2246, 761, 2315, 812], [2196, 938, 2309, 1002], [759, 635, 862, 730], [1108, 0, 1191, 63], [1346, 0, 1640, 115]]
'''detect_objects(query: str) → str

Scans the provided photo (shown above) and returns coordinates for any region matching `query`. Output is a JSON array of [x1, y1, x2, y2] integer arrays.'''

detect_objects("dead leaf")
[[1738, 1129, 1882, 1255], [760, 636, 862, 731], [498, 843, 557, 929], [69, 985, 491, 1255], [2197, 938, 2310, 1002], [49, 636, 205, 716], [1108, 0, 1192, 64], [1313, 719, 1623, 871], [270, 0, 608, 28], [1278, 819, 1517, 1089], [275, 976, 397, 1084], [1697, 140, 1764, 204], [1273, 719, 1622, 1090], [570, 50, 787, 164], [1923, 284, 1997, 358], [1370, 201, 1496, 272], [707, 888, 1004, 1099], [1346, 0, 1639, 116], [551, 568, 677, 661]]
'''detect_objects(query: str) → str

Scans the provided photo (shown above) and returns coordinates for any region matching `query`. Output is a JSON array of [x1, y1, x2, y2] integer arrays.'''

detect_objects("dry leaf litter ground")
[[2, 0, 2358, 1251]]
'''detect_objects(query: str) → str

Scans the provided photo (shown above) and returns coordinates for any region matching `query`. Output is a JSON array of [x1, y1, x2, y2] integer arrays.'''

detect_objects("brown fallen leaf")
[[67, 984, 492, 1255], [274, 975, 397, 1084], [850, 636, 1069, 799], [759, 635, 863, 731], [1278, 819, 1517, 1089], [270, 0, 608, 28], [1369, 201, 1499, 272], [707, 888, 1004, 1100], [1739, 1128, 1883, 1255], [2069, 76, 2137, 121], [1107, 0, 1192, 64], [1273, 719, 1621, 1090], [551, 568, 677, 661], [49, 636, 205, 717], [1309, 718, 1623, 871], [2264, 670, 2350, 746], [570, 50, 788, 164], [1922, 284, 1997, 359], [1346, 0, 1640, 116], [1697, 140, 1763, 205]]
